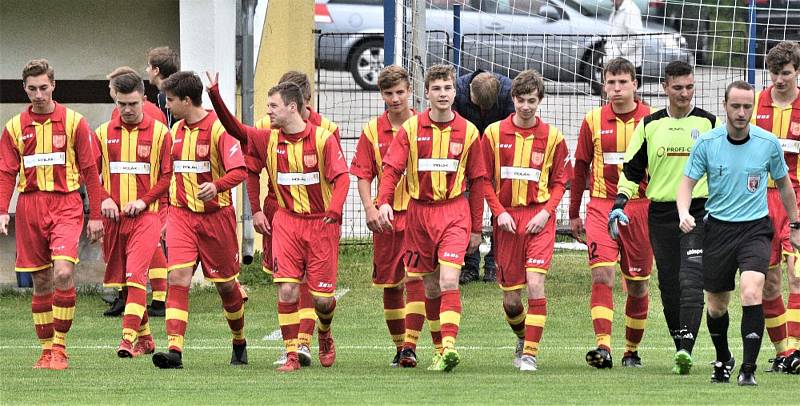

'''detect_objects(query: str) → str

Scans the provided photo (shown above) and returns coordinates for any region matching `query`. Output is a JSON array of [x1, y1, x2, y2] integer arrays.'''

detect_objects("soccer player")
[[350, 65, 428, 367], [206, 75, 350, 372], [104, 66, 169, 319], [94, 71, 172, 357], [151, 71, 248, 369], [570, 58, 654, 368], [483, 69, 570, 371], [612, 60, 718, 374], [145, 46, 180, 127], [0, 59, 104, 370], [376, 64, 487, 372], [751, 41, 800, 373], [678, 80, 800, 385]]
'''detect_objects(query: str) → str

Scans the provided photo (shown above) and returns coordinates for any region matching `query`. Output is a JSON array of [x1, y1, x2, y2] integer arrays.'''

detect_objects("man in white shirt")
[[607, 0, 644, 68]]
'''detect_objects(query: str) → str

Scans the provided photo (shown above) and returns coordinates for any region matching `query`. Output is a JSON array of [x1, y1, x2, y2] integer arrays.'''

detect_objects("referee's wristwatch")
[[789, 221, 800, 230]]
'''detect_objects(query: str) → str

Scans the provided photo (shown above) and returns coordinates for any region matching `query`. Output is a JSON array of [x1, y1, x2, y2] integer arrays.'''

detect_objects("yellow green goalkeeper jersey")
[[617, 106, 720, 202]]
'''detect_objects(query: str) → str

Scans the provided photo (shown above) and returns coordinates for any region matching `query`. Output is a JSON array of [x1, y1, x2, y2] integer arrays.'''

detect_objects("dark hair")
[[663, 60, 693, 83], [604, 57, 637, 82], [22, 59, 54, 83], [278, 70, 311, 102], [378, 65, 411, 91], [470, 72, 501, 110], [147, 47, 180, 79], [268, 81, 306, 111], [424, 64, 456, 90], [160, 71, 203, 106], [111, 71, 145, 95], [724, 80, 754, 102], [511, 69, 545, 100], [765, 41, 800, 73]]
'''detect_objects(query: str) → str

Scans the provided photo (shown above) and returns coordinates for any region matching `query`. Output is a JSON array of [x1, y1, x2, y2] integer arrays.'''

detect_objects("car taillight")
[[315, 3, 333, 24]]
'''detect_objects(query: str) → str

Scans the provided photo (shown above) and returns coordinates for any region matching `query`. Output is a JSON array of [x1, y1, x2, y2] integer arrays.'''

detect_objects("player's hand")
[[525, 210, 550, 234], [122, 199, 147, 217], [607, 208, 629, 240], [496, 211, 516, 233], [467, 232, 482, 254], [87, 219, 104, 242], [101, 198, 119, 221], [252, 211, 271, 235], [678, 211, 695, 234], [365, 205, 382, 233], [0, 213, 9, 235], [205, 71, 219, 91], [322, 216, 337, 224], [197, 182, 218, 201], [377, 203, 394, 231], [569, 217, 585, 243]]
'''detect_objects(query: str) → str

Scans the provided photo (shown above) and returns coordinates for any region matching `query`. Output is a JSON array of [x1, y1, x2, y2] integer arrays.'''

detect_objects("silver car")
[[315, 0, 692, 94]]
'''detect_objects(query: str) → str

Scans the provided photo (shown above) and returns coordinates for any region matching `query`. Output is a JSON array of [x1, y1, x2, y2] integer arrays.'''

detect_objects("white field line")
[[262, 287, 350, 341]]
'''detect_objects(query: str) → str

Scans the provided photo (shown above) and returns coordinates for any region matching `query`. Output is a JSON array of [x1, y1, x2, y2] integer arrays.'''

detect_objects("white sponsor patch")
[[22, 152, 65, 167], [602, 152, 626, 165], [418, 158, 459, 172], [173, 160, 211, 173], [109, 162, 151, 175], [276, 171, 320, 186], [500, 166, 541, 181], [779, 139, 800, 154]]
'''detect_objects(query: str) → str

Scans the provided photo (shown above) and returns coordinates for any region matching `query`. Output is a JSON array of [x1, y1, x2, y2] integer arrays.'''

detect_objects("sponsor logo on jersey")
[[526, 258, 546, 266], [690, 129, 700, 140], [106, 138, 120, 144], [656, 146, 691, 157], [756, 114, 770, 120], [417, 136, 431, 142], [52, 133, 66, 149], [499, 143, 513, 149], [442, 251, 459, 259], [686, 249, 703, 256], [600, 129, 614, 135], [22, 133, 34, 141]]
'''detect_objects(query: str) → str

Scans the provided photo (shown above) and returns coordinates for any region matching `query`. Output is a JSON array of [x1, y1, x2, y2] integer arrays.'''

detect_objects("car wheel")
[[581, 47, 604, 96], [348, 39, 384, 91]]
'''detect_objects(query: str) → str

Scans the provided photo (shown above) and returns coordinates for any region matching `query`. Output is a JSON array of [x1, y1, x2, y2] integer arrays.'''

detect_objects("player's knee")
[[31, 270, 54, 294], [439, 273, 459, 291], [277, 283, 299, 302], [313, 295, 334, 312], [762, 272, 782, 300], [626, 280, 648, 297], [52, 264, 74, 286], [590, 267, 614, 286], [788, 273, 800, 293], [740, 284, 763, 306], [215, 280, 237, 296], [502, 292, 523, 315], [706, 294, 728, 317]]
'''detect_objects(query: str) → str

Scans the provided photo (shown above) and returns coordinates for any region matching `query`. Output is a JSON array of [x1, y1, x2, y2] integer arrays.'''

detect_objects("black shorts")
[[702, 215, 773, 293]]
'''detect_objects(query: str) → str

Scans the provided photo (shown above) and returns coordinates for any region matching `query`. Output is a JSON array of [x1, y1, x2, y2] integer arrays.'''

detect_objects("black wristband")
[[612, 194, 629, 211]]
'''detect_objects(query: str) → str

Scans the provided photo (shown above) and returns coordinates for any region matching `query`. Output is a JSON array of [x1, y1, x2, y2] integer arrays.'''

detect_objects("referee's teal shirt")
[[684, 125, 787, 222]]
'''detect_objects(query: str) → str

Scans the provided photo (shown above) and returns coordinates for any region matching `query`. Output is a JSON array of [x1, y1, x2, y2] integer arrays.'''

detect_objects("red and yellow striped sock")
[[220, 284, 246, 344], [763, 295, 790, 356], [591, 283, 613, 352], [788, 293, 800, 351], [524, 298, 547, 356], [624, 293, 649, 354], [298, 283, 316, 346], [316, 298, 337, 333], [439, 289, 462, 350], [425, 295, 443, 354], [52, 287, 76, 351], [165, 285, 190, 353], [122, 286, 147, 343], [138, 310, 151, 338], [505, 307, 527, 340], [31, 292, 54, 351], [383, 287, 405, 350], [148, 266, 168, 303], [403, 279, 426, 351], [278, 301, 300, 354]]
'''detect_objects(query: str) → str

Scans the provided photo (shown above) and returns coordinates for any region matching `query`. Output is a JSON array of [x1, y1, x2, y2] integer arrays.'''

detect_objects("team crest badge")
[[449, 141, 463, 156], [791, 122, 800, 136], [196, 144, 209, 158], [747, 173, 760, 192], [137, 144, 151, 158], [303, 153, 317, 168], [52, 134, 66, 149], [531, 151, 544, 166]]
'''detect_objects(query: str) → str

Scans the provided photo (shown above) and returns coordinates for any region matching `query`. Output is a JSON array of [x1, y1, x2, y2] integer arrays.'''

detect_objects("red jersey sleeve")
[[569, 119, 593, 219], [349, 131, 376, 180], [481, 136, 505, 216], [74, 117, 98, 171], [544, 139, 570, 215], [376, 127, 410, 207], [323, 134, 349, 183], [218, 132, 246, 172], [465, 135, 487, 181], [140, 132, 173, 205], [0, 127, 19, 214]]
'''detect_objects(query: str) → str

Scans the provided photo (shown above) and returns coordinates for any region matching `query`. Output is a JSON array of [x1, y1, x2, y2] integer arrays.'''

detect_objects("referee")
[[677, 80, 800, 386]]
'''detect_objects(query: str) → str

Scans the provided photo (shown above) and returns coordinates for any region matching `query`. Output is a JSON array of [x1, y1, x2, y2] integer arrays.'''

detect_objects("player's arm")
[[376, 126, 411, 227], [0, 127, 20, 235], [205, 72, 258, 146], [350, 131, 381, 232], [677, 138, 707, 233], [525, 136, 570, 235], [74, 118, 104, 241], [245, 137, 271, 235], [481, 131, 514, 233], [465, 133, 487, 253], [133, 129, 173, 216], [322, 134, 350, 224], [569, 118, 593, 240], [197, 133, 247, 202]]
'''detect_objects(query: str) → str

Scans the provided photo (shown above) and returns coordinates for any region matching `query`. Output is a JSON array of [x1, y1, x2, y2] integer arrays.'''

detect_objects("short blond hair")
[[378, 65, 410, 91], [424, 64, 456, 90]]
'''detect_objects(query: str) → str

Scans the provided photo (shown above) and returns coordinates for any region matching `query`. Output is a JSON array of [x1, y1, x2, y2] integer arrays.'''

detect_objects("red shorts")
[[149, 206, 168, 271], [372, 211, 407, 287], [14, 191, 83, 272], [585, 198, 653, 280], [494, 204, 556, 291], [261, 197, 279, 274], [103, 212, 160, 289], [166, 206, 240, 282], [768, 188, 795, 267], [272, 208, 340, 296], [404, 197, 469, 277]]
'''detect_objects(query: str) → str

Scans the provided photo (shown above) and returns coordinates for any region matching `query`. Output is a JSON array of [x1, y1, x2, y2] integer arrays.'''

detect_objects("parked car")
[[751, 0, 800, 67], [315, 0, 692, 94]]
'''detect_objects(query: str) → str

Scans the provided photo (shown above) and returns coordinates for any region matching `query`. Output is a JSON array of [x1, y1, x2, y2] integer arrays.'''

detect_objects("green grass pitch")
[[0, 245, 795, 404]]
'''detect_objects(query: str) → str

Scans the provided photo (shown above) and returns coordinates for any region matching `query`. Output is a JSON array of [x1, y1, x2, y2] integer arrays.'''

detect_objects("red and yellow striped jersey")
[[0, 102, 96, 193], [483, 115, 570, 207], [350, 111, 411, 212], [169, 111, 245, 213], [752, 87, 800, 188], [246, 122, 348, 215], [574, 102, 652, 199], [95, 115, 172, 212], [379, 110, 485, 203]]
